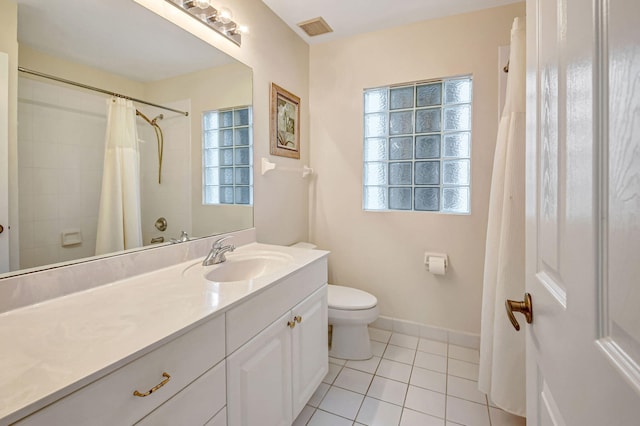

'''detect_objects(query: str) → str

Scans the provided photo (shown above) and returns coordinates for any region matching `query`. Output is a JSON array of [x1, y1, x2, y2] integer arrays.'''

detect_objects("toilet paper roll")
[[428, 256, 447, 275]]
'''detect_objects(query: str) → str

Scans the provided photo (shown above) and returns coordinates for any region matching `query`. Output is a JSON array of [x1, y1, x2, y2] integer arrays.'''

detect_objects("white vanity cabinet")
[[226, 261, 328, 426], [2, 245, 329, 426], [13, 314, 226, 426]]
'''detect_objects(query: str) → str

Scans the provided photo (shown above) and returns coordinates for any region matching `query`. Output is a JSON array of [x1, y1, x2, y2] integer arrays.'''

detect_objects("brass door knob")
[[294, 315, 302, 323], [287, 320, 296, 329], [505, 293, 533, 331]]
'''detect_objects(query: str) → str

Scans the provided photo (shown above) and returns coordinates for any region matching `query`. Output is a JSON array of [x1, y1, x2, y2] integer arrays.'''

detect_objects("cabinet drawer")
[[15, 315, 225, 426], [137, 360, 226, 426], [226, 258, 327, 355]]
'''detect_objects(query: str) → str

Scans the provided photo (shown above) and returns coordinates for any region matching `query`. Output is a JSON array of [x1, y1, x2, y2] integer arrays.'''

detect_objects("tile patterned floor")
[[293, 328, 526, 426]]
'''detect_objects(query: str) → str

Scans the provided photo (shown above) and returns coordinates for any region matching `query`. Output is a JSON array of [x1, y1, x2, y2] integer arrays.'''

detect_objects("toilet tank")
[[290, 242, 317, 250]]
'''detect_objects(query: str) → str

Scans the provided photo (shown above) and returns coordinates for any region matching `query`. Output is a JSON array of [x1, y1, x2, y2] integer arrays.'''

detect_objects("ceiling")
[[262, 0, 521, 44], [15, 0, 521, 80], [16, 0, 235, 82]]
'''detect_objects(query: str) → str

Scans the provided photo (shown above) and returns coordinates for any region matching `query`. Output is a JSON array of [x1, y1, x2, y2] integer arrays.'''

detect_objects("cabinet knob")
[[294, 315, 302, 323], [287, 320, 296, 329], [133, 372, 171, 397]]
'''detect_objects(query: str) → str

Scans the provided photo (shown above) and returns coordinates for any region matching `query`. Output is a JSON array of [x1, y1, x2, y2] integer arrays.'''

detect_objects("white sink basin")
[[183, 250, 294, 283]]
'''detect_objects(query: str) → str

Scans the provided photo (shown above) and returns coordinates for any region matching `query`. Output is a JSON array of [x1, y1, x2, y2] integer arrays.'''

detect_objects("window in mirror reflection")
[[203, 107, 253, 205]]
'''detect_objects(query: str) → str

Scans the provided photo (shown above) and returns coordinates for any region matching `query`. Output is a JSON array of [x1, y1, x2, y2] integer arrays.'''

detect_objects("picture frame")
[[270, 83, 300, 159]]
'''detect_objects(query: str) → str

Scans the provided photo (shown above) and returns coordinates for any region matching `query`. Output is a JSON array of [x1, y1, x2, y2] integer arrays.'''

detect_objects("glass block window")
[[203, 106, 253, 205], [363, 77, 472, 213]]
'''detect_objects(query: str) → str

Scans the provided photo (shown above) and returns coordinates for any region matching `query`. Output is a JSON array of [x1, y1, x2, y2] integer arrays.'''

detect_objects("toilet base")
[[329, 324, 373, 360]]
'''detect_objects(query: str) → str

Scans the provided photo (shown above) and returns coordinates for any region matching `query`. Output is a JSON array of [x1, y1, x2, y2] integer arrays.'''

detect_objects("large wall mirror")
[[2, 0, 253, 276]]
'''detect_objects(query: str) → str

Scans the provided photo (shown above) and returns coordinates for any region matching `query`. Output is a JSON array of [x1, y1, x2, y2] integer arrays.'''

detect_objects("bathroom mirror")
[[2, 0, 253, 276]]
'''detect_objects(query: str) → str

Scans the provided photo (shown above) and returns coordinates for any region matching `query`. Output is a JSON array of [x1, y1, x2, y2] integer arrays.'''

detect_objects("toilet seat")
[[328, 285, 377, 310]]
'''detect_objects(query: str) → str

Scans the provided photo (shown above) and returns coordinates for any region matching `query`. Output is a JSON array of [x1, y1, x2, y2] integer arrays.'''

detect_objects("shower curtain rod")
[[18, 67, 189, 117]]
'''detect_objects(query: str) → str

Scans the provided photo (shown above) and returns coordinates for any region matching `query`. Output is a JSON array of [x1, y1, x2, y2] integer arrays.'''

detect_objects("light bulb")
[[218, 7, 232, 24], [194, 0, 210, 8], [231, 25, 249, 35]]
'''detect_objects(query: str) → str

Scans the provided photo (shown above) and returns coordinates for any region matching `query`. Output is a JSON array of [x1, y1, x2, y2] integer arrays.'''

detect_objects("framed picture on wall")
[[270, 83, 300, 159]]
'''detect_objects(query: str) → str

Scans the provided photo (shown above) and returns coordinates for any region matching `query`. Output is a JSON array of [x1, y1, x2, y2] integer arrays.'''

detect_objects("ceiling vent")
[[297, 17, 333, 37]]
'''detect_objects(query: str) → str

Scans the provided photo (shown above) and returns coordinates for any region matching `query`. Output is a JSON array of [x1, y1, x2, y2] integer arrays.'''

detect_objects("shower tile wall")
[[137, 100, 191, 246], [17, 78, 191, 269], [18, 77, 106, 269]]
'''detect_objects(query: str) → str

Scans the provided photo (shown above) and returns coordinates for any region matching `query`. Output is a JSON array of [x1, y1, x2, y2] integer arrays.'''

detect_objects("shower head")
[[151, 114, 164, 125]]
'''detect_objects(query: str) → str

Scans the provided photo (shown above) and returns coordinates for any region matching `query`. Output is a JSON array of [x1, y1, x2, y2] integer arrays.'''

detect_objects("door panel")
[[0, 52, 8, 273], [526, 0, 640, 424], [539, 379, 566, 426], [602, 0, 640, 387], [537, 0, 561, 274]]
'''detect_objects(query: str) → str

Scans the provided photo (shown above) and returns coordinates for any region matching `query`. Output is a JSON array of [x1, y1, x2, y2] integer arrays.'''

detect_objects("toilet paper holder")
[[424, 252, 448, 271]]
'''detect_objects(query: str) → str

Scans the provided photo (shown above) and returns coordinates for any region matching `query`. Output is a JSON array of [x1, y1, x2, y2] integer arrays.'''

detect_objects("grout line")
[[444, 340, 450, 424], [398, 339, 416, 426], [350, 394, 366, 425], [353, 339, 387, 423], [302, 406, 316, 426], [312, 407, 356, 424]]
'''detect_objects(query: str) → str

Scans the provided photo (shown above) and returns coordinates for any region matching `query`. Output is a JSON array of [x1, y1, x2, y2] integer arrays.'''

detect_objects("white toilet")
[[291, 243, 379, 360], [328, 285, 379, 360]]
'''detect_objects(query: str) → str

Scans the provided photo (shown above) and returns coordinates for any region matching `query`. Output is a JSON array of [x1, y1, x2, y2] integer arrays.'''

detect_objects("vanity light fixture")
[[165, 0, 245, 46]]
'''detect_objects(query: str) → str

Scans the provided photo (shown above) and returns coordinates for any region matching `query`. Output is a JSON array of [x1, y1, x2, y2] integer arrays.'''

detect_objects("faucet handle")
[[170, 231, 190, 244], [212, 235, 234, 249]]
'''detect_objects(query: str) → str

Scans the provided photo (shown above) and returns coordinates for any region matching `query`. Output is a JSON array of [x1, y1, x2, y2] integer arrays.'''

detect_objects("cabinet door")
[[291, 285, 328, 417], [227, 312, 292, 426]]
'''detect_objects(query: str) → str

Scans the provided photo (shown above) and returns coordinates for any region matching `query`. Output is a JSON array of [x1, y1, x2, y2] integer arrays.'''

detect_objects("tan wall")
[[135, 0, 310, 246], [0, 0, 19, 270], [308, 3, 526, 334], [145, 62, 253, 237], [18, 45, 146, 98]]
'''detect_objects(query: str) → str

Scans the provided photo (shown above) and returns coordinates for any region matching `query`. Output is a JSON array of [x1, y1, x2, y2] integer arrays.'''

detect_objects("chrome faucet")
[[170, 231, 190, 243], [202, 236, 235, 266]]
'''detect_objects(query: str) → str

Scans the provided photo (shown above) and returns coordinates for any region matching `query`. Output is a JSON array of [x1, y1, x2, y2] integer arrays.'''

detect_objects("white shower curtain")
[[95, 98, 143, 255], [478, 17, 526, 417]]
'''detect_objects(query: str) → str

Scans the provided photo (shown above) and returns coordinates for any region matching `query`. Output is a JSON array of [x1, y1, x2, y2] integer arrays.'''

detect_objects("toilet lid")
[[328, 285, 377, 310]]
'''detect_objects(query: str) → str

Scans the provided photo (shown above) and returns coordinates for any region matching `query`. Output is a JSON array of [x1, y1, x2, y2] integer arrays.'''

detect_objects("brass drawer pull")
[[133, 372, 171, 397], [294, 315, 302, 323], [287, 320, 296, 328]]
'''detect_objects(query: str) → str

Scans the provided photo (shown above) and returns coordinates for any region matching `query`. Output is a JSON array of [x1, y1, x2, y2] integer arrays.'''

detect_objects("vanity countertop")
[[0, 243, 328, 424]]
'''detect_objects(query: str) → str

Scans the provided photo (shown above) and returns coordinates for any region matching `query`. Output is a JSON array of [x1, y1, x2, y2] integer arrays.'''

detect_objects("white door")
[[525, 0, 640, 424], [226, 311, 293, 426], [291, 286, 328, 418], [0, 52, 9, 273]]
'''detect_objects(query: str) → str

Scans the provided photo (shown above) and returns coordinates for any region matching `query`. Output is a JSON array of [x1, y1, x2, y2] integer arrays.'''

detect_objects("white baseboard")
[[370, 315, 480, 349]]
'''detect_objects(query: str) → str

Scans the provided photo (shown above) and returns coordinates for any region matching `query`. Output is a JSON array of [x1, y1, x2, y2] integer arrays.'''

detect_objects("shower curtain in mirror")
[[478, 17, 526, 417], [95, 98, 143, 255]]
